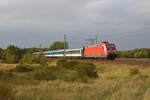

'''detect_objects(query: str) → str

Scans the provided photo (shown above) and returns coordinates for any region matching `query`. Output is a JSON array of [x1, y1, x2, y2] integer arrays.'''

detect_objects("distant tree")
[[49, 41, 68, 50], [22, 48, 40, 54], [22, 52, 48, 66], [2, 45, 21, 63], [118, 48, 150, 58]]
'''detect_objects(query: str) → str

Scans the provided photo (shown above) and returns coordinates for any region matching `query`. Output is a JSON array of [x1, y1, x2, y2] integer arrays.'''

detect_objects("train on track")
[[33, 42, 117, 60]]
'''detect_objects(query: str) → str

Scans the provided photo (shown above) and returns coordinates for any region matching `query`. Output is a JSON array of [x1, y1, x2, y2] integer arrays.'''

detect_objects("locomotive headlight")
[[113, 50, 116, 52], [104, 47, 107, 52]]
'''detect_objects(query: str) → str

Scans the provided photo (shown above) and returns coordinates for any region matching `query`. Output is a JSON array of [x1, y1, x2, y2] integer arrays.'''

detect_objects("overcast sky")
[[0, 0, 150, 50]]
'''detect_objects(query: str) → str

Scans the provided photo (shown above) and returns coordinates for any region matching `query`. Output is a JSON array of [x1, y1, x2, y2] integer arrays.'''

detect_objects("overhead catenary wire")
[[0, 29, 149, 49]]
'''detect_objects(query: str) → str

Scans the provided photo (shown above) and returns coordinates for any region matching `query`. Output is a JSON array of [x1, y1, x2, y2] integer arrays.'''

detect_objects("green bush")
[[32, 66, 58, 81], [1, 59, 98, 83], [63, 71, 78, 82], [22, 53, 48, 66], [22, 53, 40, 64], [32, 66, 66, 81], [65, 60, 80, 70], [56, 59, 98, 77], [56, 57, 68, 68], [83, 63, 98, 78], [11, 65, 34, 73], [129, 67, 140, 76], [40, 54, 48, 66], [2, 45, 21, 63], [32, 66, 79, 82], [22, 53, 33, 64], [56, 59, 98, 82], [32, 60, 98, 82], [76, 63, 98, 79]]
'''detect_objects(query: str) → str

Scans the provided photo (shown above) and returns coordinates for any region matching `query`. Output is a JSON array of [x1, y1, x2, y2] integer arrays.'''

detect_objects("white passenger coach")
[[33, 48, 83, 58]]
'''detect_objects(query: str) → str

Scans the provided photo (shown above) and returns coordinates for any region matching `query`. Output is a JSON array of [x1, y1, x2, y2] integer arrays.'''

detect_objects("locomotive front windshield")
[[107, 44, 116, 50]]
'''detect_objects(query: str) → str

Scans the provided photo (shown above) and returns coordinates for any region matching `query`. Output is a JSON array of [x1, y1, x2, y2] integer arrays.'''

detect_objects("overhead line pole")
[[96, 34, 98, 44], [40, 43, 41, 49], [64, 34, 66, 57]]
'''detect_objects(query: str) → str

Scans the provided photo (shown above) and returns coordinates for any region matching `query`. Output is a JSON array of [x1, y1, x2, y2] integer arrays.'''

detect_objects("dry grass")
[[0, 63, 17, 70], [0, 60, 150, 100]]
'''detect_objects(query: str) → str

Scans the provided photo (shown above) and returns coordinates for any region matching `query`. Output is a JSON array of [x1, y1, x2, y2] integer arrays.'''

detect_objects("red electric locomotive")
[[83, 42, 117, 60]]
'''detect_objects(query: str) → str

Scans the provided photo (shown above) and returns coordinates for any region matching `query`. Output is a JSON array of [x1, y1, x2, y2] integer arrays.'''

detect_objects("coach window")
[[74, 50, 80, 54]]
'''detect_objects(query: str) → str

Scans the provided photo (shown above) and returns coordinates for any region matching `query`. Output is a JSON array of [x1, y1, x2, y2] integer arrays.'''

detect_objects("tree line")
[[117, 48, 150, 58], [0, 41, 68, 63], [0, 42, 150, 63]]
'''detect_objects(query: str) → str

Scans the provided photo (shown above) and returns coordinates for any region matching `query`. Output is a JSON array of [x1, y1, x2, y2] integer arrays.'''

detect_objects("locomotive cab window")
[[107, 45, 111, 49], [107, 45, 116, 49], [111, 46, 116, 49]]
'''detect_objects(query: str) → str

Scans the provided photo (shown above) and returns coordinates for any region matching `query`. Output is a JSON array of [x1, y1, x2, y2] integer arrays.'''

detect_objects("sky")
[[0, 0, 150, 50]]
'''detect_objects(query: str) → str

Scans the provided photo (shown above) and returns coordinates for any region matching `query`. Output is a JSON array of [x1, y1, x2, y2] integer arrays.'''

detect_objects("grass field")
[[0, 59, 150, 100]]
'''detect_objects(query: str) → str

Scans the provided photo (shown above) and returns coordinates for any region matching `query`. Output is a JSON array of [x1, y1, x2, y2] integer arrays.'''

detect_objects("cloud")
[[0, 0, 150, 50]]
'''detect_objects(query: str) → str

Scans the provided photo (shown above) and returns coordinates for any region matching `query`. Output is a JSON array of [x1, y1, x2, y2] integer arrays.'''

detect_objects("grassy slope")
[[0, 61, 150, 100]]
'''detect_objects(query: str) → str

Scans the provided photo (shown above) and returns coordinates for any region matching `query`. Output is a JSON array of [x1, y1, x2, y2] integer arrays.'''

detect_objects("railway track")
[[81, 58, 150, 67], [48, 58, 150, 67], [47, 58, 150, 67]]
